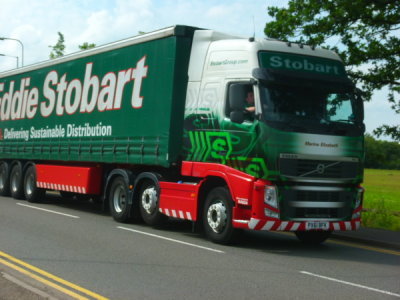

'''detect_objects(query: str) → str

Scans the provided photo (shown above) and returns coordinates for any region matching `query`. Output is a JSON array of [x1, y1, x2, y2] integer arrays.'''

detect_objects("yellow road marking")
[[0, 251, 108, 300]]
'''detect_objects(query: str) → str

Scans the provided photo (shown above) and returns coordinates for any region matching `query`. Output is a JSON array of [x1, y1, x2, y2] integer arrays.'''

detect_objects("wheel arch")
[[132, 172, 162, 201]]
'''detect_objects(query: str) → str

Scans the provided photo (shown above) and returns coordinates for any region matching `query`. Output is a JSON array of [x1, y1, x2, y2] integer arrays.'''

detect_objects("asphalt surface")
[[333, 226, 400, 251], [0, 194, 399, 299]]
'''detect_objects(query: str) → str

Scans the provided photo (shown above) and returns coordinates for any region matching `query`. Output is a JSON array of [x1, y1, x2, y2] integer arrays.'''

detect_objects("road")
[[0, 193, 399, 299]]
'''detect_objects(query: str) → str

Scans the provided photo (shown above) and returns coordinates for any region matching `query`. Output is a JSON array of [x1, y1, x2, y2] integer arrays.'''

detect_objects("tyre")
[[24, 165, 45, 203], [109, 176, 131, 223], [0, 162, 10, 196], [10, 163, 24, 199], [295, 231, 332, 245], [139, 180, 166, 226], [203, 186, 236, 244]]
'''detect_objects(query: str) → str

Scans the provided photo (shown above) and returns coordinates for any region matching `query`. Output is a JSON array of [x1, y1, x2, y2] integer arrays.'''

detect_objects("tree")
[[49, 32, 96, 58], [79, 42, 96, 50], [49, 32, 66, 59], [264, 0, 400, 141], [365, 134, 400, 169]]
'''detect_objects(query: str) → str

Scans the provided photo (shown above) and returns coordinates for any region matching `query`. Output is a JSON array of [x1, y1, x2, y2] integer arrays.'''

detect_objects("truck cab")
[[182, 30, 364, 243]]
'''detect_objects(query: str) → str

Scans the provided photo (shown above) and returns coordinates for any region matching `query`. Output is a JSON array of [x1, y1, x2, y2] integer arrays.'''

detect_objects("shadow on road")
[[39, 192, 108, 216], [156, 221, 399, 266], [28, 192, 399, 267]]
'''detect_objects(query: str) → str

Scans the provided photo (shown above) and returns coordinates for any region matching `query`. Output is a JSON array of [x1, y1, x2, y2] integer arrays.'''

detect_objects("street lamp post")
[[0, 37, 24, 67], [0, 54, 19, 68]]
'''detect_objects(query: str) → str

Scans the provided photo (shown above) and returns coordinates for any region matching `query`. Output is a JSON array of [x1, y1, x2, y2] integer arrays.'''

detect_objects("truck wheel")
[[139, 180, 166, 226], [10, 164, 24, 199], [203, 186, 235, 244], [24, 165, 45, 203], [109, 176, 131, 223], [295, 231, 332, 245], [0, 162, 10, 196]]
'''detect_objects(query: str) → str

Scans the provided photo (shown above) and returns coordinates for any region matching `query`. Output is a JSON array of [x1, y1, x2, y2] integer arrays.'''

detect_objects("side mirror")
[[230, 110, 244, 124], [228, 84, 247, 123], [229, 84, 246, 110], [355, 88, 364, 122]]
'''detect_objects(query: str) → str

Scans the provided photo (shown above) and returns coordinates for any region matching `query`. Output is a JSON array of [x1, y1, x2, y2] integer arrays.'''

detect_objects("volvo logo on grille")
[[316, 164, 326, 174]]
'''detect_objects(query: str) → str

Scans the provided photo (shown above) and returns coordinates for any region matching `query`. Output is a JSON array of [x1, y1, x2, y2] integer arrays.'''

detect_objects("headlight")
[[264, 186, 278, 208], [355, 187, 364, 209]]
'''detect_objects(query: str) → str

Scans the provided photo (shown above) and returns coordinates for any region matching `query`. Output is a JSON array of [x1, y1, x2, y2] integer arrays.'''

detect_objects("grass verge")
[[362, 169, 400, 231]]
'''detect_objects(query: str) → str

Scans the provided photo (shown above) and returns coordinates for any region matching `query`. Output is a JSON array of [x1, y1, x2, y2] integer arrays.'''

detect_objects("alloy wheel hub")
[[207, 202, 227, 233]]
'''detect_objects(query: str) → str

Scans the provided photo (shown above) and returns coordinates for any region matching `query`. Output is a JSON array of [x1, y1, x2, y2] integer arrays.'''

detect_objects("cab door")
[[218, 81, 263, 176]]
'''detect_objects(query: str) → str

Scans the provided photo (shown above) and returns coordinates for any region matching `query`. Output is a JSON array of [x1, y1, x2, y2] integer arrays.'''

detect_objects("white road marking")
[[300, 271, 400, 298], [117, 226, 225, 254], [16, 203, 80, 219]]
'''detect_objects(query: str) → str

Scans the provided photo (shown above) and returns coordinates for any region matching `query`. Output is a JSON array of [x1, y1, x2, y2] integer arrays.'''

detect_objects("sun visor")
[[252, 68, 354, 91]]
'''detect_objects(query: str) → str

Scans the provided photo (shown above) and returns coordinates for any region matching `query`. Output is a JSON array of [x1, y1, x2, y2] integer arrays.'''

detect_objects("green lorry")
[[0, 25, 364, 244]]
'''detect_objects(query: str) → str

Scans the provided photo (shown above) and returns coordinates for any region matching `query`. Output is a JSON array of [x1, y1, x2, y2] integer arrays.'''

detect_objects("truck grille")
[[279, 187, 354, 220], [279, 154, 360, 181]]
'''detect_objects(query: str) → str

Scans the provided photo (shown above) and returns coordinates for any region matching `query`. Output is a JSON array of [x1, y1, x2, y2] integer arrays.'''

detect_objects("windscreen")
[[257, 51, 364, 136], [259, 84, 363, 136]]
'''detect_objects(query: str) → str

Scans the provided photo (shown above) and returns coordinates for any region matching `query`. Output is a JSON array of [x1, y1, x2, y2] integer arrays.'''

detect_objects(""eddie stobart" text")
[[0, 56, 148, 121]]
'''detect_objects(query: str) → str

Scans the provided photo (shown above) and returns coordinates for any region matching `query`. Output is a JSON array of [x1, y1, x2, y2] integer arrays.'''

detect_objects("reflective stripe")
[[290, 223, 300, 231], [279, 222, 289, 230], [345, 222, 351, 230], [261, 221, 275, 231], [248, 218, 260, 230]]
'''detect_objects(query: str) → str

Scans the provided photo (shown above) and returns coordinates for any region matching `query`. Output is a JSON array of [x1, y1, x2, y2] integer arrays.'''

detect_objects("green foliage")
[[373, 124, 400, 142], [49, 32, 96, 58], [365, 134, 400, 169], [362, 200, 400, 231], [79, 42, 96, 50], [49, 32, 66, 59], [264, 0, 400, 141]]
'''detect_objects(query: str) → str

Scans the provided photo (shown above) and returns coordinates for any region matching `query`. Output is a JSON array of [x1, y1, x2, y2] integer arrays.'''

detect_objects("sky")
[[0, 0, 397, 140]]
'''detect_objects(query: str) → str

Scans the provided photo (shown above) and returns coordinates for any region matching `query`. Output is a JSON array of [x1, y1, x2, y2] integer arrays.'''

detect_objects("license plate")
[[306, 221, 329, 230]]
